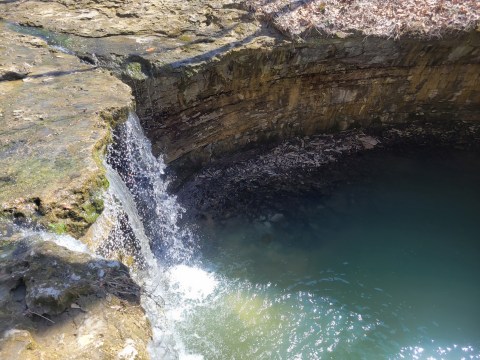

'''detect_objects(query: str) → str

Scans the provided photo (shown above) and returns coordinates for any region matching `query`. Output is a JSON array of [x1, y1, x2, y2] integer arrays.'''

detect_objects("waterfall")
[[107, 112, 196, 266], [69, 113, 480, 360], [102, 112, 213, 359]]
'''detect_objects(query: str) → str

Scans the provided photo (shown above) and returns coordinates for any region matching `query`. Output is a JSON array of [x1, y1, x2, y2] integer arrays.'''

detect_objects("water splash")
[[102, 113, 380, 359], [103, 161, 179, 359], [101, 113, 480, 359]]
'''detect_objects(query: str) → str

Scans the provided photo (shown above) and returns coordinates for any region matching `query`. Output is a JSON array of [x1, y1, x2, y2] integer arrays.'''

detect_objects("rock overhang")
[[0, 2, 479, 359]]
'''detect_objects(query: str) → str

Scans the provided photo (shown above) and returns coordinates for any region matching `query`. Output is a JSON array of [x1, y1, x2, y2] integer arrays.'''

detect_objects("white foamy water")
[[20, 227, 91, 254], [167, 265, 218, 302]]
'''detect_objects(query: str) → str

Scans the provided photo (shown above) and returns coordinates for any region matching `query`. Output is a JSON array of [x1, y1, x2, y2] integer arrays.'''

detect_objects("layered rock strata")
[[0, 2, 479, 359], [132, 32, 480, 183], [1, 2, 478, 185]]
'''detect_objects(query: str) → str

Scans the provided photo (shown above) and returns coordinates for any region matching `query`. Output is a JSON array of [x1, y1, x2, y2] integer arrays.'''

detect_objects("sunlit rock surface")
[[0, 2, 479, 359], [0, 23, 149, 360], [0, 23, 133, 237], [0, 0, 253, 38]]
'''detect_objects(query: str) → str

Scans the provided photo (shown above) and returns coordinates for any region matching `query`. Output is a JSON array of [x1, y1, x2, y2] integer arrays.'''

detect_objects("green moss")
[[48, 222, 67, 235], [81, 203, 99, 224], [99, 106, 130, 128], [126, 62, 147, 80], [98, 175, 110, 190], [80, 192, 105, 225], [178, 34, 193, 42]]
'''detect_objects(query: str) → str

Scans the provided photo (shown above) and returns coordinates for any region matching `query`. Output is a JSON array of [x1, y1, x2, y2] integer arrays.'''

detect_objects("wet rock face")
[[0, 225, 151, 360], [0, 23, 133, 237]]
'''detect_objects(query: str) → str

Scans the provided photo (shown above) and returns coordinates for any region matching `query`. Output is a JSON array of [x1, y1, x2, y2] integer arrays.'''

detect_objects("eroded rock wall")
[[130, 32, 480, 178]]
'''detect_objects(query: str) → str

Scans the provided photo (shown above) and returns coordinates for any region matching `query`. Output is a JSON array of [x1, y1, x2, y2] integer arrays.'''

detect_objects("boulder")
[[0, 223, 152, 360]]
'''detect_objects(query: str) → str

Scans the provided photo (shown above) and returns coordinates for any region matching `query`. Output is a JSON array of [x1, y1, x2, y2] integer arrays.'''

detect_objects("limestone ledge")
[[3, 24, 477, 190], [0, 0, 252, 39], [0, 23, 133, 237]]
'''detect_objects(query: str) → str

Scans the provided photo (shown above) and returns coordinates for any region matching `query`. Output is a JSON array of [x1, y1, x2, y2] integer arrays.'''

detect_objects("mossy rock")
[[0, 24, 133, 238]]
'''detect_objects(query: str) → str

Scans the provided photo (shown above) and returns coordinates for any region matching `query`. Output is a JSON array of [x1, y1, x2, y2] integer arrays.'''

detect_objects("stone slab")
[[0, 23, 133, 236]]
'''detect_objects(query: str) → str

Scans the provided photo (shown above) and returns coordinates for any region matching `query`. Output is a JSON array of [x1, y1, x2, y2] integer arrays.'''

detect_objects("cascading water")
[[107, 112, 195, 266], [103, 112, 215, 359]]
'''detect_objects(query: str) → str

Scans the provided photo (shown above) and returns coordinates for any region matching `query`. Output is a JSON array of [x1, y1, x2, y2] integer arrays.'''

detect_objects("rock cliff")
[[132, 31, 480, 181], [2, 2, 478, 184]]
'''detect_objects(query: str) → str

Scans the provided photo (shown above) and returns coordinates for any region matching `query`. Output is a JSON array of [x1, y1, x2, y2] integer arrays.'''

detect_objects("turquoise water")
[[170, 149, 480, 359]]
